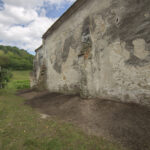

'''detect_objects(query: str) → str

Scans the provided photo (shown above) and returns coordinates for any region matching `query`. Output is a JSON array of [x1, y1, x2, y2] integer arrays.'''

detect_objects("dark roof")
[[42, 0, 87, 39], [35, 45, 43, 52]]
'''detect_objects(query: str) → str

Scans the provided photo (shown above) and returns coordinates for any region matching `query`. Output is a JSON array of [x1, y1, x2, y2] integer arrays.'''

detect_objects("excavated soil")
[[19, 90, 150, 150]]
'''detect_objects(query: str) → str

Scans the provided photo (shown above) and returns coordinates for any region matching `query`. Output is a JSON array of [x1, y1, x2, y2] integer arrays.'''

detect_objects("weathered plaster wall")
[[33, 46, 44, 86], [34, 0, 150, 106]]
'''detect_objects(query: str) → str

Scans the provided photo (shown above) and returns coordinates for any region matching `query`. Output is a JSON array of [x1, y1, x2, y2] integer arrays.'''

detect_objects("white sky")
[[0, 0, 76, 53]]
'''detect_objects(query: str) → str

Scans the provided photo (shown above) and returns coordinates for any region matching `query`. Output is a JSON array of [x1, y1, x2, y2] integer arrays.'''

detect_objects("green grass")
[[6, 70, 31, 91], [11, 71, 31, 81], [0, 70, 31, 95], [0, 71, 125, 150]]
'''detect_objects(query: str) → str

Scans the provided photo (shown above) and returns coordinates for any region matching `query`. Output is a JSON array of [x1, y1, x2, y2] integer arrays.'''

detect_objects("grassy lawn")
[[0, 71, 124, 150], [11, 71, 31, 81], [6, 70, 31, 91]]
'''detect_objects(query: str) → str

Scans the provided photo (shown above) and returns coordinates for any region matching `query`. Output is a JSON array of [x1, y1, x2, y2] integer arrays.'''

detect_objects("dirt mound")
[[21, 91, 150, 150]]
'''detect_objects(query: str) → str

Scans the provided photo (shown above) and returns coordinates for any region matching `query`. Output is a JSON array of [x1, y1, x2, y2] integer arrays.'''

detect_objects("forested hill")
[[0, 45, 34, 70]]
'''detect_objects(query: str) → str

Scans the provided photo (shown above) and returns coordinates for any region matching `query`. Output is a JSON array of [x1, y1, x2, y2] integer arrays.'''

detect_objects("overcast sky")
[[0, 0, 76, 54]]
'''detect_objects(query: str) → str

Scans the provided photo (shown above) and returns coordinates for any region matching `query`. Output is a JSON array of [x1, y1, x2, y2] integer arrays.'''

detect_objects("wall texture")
[[33, 0, 150, 106]]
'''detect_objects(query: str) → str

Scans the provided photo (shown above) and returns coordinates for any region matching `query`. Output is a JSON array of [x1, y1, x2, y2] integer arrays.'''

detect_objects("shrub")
[[0, 67, 12, 88]]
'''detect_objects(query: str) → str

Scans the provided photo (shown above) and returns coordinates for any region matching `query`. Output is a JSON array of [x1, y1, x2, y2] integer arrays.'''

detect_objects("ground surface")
[[6, 70, 31, 90], [20, 90, 150, 150], [0, 71, 124, 150]]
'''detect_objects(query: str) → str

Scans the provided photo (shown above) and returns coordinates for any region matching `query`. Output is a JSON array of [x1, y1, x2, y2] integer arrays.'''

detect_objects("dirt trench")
[[19, 90, 150, 150]]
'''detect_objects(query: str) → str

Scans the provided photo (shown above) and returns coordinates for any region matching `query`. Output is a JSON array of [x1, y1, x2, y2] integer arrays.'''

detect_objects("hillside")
[[0, 45, 34, 70]]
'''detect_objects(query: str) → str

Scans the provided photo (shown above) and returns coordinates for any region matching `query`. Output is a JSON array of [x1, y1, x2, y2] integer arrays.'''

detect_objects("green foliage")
[[0, 45, 34, 70], [0, 68, 12, 88]]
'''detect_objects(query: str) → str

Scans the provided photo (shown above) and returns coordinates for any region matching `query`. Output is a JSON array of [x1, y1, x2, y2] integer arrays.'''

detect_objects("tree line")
[[0, 45, 34, 70]]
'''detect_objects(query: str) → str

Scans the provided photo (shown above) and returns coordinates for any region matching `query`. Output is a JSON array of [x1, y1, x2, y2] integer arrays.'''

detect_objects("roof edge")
[[35, 45, 43, 52], [42, 0, 87, 39]]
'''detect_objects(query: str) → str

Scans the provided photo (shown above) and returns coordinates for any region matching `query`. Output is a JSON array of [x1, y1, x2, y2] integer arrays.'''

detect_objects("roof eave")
[[35, 45, 43, 52], [42, 0, 86, 39]]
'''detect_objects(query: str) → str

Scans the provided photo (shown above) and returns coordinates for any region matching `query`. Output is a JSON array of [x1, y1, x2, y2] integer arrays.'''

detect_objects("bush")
[[0, 68, 12, 88]]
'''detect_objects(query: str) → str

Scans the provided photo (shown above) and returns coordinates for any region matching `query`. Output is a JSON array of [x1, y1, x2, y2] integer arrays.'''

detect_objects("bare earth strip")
[[19, 90, 150, 150]]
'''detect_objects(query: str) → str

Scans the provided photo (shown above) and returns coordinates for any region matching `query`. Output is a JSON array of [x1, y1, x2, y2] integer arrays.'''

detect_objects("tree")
[[0, 45, 34, 70]]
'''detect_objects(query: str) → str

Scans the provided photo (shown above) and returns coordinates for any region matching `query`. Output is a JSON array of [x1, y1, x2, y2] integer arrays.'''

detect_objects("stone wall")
[[34, 0, 150, 106], [32, 46, 44, 87]]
